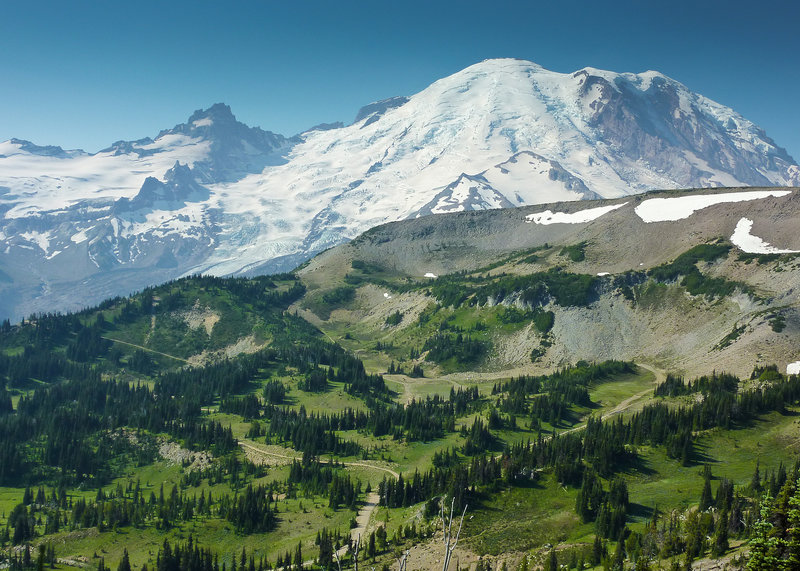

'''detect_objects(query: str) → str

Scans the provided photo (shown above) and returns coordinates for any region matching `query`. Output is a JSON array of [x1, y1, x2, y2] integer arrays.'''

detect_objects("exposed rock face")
[[577, 71, 796, 188]]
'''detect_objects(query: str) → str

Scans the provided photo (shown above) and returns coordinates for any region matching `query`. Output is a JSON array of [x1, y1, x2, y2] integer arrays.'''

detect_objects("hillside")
[[1, 187, 800, 570], [298, 186, 800, 379]]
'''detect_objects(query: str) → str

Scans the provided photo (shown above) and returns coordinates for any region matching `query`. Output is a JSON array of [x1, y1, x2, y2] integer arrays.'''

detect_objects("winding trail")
[[241, 363, 665, 554], [541, 362, 665, 440], [239, 440, 399, 549], [101, 336, 189, 363], [600, 363, 665, 420]]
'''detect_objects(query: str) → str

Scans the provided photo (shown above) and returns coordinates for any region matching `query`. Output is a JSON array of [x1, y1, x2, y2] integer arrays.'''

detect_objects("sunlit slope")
[[297, 187, 800, 378]]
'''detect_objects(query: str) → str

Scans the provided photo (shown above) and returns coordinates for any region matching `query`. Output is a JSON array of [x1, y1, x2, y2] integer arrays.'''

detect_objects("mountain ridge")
[[300, 185, 800, 379]]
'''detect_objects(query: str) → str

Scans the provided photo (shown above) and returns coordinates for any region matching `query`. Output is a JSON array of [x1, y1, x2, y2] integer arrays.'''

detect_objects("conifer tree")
[[117, 549, 131, 571], [711, 509, 729, 557], [747, 494, 779, 570]]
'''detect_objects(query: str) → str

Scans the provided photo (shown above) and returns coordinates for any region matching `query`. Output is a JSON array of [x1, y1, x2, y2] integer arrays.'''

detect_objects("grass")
[[464, 474, 593, 555], [625, 408, 800, 526], [40, 496, 356, 571], [283, 381, 370, 414], [0, 445, 358, 570], [589, 369, 656, 416]]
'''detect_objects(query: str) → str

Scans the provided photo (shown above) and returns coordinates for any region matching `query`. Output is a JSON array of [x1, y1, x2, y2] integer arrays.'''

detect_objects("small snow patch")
[[635, 190, 792, 222], [597, 272, 610, 277], [526, 202, 627, 225], [383, 292, 392, 299], [731, 218, 799, 254], [788, 361, 800, 376], [424, 272, 438, 278]]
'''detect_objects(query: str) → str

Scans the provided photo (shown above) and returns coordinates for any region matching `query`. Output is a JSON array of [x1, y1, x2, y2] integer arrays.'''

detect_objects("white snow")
[[71, 229, 90, 243], [525, 202, 627, 225], [383, 292, 392, 299], [597, 272, 610, 276], [635, 190, 792, 222], [481, 153, 589, 204], [0, 132, 211, 219], [788, 361, 800, 376], [19, 231, 51, 253], [731, 218, 800, 254], [424, 272, 438, 278]]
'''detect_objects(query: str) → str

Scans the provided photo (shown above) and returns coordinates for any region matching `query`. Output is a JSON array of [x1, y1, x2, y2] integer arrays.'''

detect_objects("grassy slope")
[[2, 245, 800, 569]]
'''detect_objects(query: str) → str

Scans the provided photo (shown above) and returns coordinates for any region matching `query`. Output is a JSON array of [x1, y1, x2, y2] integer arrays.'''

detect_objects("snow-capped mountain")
[[0, 58, 797, 319]]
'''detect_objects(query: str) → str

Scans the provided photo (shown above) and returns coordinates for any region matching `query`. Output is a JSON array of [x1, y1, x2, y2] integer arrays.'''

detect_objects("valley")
[[2, 188, 800, 569]]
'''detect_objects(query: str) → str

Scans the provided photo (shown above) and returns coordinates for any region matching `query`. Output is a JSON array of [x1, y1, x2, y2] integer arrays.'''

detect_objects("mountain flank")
[[298, 186, 800, 379]]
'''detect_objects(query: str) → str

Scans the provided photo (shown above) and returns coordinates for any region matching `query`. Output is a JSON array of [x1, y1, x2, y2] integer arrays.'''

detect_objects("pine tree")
[[699, 474, 714, 512], [117, 549, 131, 571], [747, 494, 779, 570], [751, 460, 762, 494], [543, 548, 558, 571], [293, 542, 302, 571], [711, 509, 729, 557]]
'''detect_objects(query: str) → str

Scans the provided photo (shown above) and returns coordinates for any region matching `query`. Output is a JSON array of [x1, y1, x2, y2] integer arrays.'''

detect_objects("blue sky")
[[2, 0, 799, 161]]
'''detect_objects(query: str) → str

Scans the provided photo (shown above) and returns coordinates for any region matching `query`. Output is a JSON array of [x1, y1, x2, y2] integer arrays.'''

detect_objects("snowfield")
[[525, 202, 627, 225], [634, 190, 793, 222], [731, 218, 800, 254]]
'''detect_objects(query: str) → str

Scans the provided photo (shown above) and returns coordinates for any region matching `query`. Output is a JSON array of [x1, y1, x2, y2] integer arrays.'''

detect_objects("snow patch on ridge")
[[525, 202, 627, 225], [635, 190, 793, 222], [788, 362, 800, 376], [731, 218, 800, 254]]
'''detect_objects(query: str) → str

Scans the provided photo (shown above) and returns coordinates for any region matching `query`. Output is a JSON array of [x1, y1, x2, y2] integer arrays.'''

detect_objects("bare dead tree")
[[332, 535, 361, 571], [440, 497, 467, 571], [333, 550, 342, 571], [353, 533, 361, 571], [397, 549, 409, 571]]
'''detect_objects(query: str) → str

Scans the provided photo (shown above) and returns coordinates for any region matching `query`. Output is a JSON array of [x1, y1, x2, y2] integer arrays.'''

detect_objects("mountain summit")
[[0, 58, 797, 319]]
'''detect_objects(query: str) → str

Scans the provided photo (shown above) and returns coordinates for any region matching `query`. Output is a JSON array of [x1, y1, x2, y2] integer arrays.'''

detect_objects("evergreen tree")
[[543, 548, 558, 571], [711, 509, 729, 557], [699, 474, 714, 512], [117, 549, 131, 571], [747, 494, 779, 570], [751, 460, 763, 494]]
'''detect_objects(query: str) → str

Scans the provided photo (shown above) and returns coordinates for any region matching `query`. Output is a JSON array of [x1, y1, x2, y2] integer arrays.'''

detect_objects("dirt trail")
[[143, 314, 156, 344], [515, 362, 666, 441], [386, 373, 465, 405], [240, 440, 398, 554], [341, 491, 381, 556], [240, 441, 399, 478], [600, 363, 664, 420], [101, 336, 189, 363]]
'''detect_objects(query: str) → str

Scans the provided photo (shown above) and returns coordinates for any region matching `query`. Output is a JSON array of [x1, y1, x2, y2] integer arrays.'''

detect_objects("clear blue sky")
[[2, 0, 799, 161]]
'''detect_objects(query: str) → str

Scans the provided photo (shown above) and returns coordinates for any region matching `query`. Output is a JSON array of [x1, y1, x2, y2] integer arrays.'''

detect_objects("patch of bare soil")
[[187, 335, 265, 366], [182, 300, 220, 335], [158, 439, 212, 472]]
